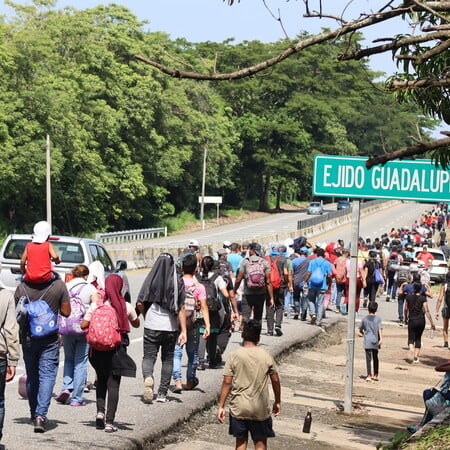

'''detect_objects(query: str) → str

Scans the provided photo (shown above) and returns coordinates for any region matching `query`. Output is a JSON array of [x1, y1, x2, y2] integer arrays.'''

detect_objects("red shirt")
[[24, 241, 52, 283]]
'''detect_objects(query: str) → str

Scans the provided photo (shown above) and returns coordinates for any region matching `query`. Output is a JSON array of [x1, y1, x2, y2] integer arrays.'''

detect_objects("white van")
[[0, 234, 121, 291]]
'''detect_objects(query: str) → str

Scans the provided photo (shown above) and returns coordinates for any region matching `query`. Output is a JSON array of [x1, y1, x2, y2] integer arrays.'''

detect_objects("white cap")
[[189, 239, 199, 247], [32, 221, 51, 243]]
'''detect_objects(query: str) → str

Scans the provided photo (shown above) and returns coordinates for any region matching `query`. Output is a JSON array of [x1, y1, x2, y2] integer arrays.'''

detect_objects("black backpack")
[[195, 273, 222, 312], [387, 254, 399, 273]]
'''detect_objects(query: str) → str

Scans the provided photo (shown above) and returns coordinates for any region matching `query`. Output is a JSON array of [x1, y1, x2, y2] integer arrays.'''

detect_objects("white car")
[[0, 234, 121, 291], [412, 247, 448, 283], [306, 202, 324, 215]]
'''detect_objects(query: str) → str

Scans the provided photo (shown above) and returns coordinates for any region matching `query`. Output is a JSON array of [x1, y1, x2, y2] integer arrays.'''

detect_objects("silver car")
[[307, 202, 324, 215], [0, 234, 119, 291]]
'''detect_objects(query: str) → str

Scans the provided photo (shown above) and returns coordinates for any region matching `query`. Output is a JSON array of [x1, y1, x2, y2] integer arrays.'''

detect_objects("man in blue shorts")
[[217, 320, 281, 450]]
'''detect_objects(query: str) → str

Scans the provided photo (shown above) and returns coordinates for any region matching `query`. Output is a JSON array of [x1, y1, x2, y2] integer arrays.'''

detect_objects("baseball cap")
[[223, 240, 231, 248], [218, 248, 227, 256], [32, 221, 51, 243], [188, 239, 199, 247], [249, 242, 262, 256], [299, 247, 308, 254]]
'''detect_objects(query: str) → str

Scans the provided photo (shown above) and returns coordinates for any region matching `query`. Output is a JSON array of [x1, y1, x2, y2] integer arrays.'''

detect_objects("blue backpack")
[[23, 284, 58, 338]]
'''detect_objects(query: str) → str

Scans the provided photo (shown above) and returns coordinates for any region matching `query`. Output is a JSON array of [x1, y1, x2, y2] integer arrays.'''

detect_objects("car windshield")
[[310, 202, 321, 207]]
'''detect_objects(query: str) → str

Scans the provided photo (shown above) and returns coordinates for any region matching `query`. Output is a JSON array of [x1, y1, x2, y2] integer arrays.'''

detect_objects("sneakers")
[[55, 390, 70, 404], [197, 363, 206, 371], [365, 375, 372, 382], [372, 374, 379, 381], [413, 357, 420, 364], [143, 376, 154, 404], [156, 393, 168, 403], [275, 327, 283, 336], [444, 341, 449, 348], [386, 295, 390, 302], [310, 314, 317, 325], [70, 401, 86, 407], [293, 314, 299, 320], [34, 416, 46, 433], [266, 331, 274, 336]]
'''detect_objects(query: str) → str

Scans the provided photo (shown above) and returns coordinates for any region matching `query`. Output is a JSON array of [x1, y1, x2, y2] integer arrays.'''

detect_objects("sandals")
[[95, 412, 105, 430], [105, 423, 118, 433]]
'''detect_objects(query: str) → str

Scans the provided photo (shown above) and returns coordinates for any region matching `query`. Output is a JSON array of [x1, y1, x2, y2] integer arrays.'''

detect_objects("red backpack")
[[86, 299, 122, 351], [265, 255, 284, 289]]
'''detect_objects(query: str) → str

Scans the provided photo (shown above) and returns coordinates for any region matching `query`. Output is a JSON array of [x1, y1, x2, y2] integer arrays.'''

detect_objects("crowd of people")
[[0, 205, 449, 447]]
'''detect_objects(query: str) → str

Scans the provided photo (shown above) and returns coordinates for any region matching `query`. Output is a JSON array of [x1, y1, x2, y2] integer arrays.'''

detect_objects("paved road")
[[0, 201, 436, 449]]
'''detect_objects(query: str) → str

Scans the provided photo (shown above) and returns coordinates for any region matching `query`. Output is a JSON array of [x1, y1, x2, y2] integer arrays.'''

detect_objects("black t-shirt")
[[405, 293, 426, 321], [15, 279, 70, 316]]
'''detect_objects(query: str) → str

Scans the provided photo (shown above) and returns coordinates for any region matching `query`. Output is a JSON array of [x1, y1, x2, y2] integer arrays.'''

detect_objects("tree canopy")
[[136, 0, 450, 168], [0, 1, 438, 234]]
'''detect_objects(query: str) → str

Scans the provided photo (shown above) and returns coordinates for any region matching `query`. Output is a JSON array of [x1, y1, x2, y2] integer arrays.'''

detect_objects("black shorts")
[[229, 414, 275, 441]]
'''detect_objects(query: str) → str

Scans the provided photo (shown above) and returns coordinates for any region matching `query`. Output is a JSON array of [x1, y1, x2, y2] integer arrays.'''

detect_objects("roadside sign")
[[313, 155, 450, 201], [198, 196, 222, 204]]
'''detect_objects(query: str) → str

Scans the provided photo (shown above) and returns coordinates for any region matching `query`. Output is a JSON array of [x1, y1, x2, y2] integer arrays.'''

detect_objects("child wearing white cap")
[[20, 220, 61, 284]]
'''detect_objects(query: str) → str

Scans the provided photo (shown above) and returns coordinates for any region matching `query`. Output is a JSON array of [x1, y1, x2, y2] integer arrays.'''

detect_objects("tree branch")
[[389, 76, 450, 90], [366, 134, 450, 168]]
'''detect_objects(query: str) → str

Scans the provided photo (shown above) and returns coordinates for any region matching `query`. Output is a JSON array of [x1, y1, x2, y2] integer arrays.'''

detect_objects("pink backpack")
[[86, 299, 122, 351]]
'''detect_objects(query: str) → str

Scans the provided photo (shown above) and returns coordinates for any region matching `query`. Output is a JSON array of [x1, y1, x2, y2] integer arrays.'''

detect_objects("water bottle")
[[18, 374, 27, 399], [302, 408, 312, 433], [430, 328, 434, 339]]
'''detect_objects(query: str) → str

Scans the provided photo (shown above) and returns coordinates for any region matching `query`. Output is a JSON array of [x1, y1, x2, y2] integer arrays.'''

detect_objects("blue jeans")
[[173, 325, 200, 382], [22, 335, 59, 419], [0, 359, 6, 440], [307, 288, 326, 323], [284, 291, 293, 317], [61, 334, 89, 403], [387, 271, 397, 299], [397, 296, 405, 321], [293, 287, 309, 318], [335, 283, 346, 310]]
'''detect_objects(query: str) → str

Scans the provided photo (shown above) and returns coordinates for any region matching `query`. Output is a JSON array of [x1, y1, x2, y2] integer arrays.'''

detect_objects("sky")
[[0, 0, 407, 75]]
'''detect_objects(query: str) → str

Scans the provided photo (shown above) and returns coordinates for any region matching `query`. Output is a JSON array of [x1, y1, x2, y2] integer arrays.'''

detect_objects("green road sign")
[[313, 155, 450, 201]]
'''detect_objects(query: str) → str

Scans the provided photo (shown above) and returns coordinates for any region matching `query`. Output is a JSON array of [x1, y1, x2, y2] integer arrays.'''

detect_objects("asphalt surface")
[[0, 201, 441, 449]]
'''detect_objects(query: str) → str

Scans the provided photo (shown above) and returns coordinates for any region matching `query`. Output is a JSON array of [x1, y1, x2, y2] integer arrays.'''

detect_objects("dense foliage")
[[0, 1, 435, 234]]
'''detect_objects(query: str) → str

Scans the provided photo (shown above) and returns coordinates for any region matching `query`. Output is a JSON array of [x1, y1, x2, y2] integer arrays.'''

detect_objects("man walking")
[[0, 285, 19, 442], [304, 248, 332, 326], [234, 243, 274, 325], [15, 278, 70, 432]]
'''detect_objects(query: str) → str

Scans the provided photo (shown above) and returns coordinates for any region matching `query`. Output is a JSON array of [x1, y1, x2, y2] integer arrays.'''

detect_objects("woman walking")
[[404, 282, 435, 363], [56, 265, 98, 406], [81, 274, 139, 432], [435, 270, 450, 348]]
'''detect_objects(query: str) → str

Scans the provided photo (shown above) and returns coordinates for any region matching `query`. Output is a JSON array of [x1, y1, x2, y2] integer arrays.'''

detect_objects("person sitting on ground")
[[217, 320, 281, 450], [20, 221, 61, 285]]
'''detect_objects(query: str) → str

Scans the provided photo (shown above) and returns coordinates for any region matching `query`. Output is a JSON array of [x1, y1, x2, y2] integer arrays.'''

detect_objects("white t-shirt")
[[144, 303, 179, 332], [66, 278, 98, 307]]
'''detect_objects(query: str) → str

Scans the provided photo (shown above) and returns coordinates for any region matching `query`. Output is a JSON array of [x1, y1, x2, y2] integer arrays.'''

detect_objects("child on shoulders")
[[20, 220, 60, 284]]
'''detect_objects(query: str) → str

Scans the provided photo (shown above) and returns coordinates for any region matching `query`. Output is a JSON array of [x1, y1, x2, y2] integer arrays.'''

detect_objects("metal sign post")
[[198, 196, 223, 228], [344, 199, 360, 413]]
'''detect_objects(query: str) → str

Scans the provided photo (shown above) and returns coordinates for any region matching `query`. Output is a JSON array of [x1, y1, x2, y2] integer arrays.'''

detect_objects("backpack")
[[86, 300, 122, 351], [184, 279, 200, 328], [397, 266, 411, 285], [23, 284, 58, 338], [335, 257, 347, 284], [195, 273, 222, 312], [265, 255, 284, 289], [387, 254, 399, 272], [245, 257, 266, 289], [293, 257, 309, 289], [310, 260, 326, 287], [374, 262, 384, 285], [58, 283, 87, 335]]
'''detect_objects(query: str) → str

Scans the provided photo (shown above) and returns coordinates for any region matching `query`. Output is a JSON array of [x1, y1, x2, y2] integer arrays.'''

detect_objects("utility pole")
[[46, 134, 52, 229], [200, 145, 207, 230]]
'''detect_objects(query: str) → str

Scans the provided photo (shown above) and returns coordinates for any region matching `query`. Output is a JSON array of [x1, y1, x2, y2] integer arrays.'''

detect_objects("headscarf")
[[87, 261, 105, 290], [105, 274, 129, 334], [137, 253, 185, 314]]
